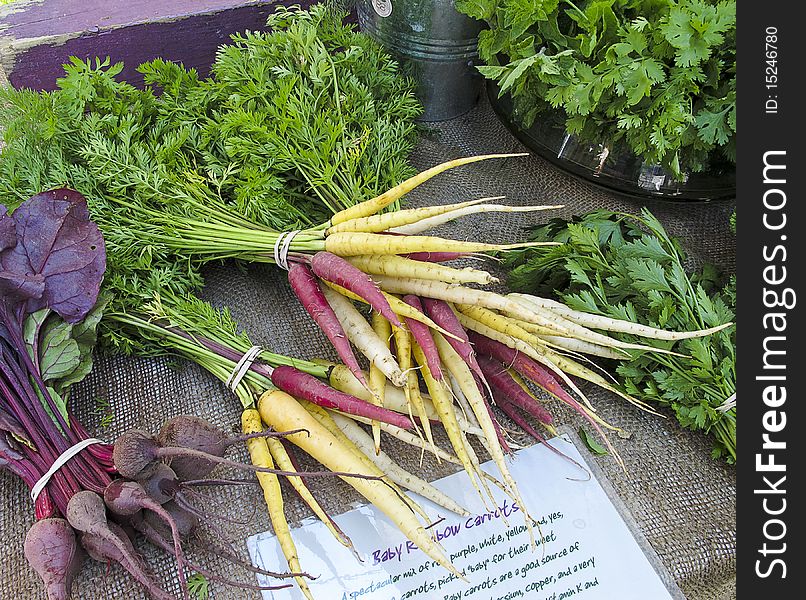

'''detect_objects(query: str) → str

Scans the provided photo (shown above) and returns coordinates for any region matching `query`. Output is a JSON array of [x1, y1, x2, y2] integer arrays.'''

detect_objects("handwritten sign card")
[[247, 435, 683, 600]]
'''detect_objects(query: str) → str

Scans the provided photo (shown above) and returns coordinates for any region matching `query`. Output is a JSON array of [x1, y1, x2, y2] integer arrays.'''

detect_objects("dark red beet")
[[79, 520, 175, 600], [156, 416, 229, 479], [104, 480, 190, 596], [157, 416, 305, 476], [143, 500, 199, 541], [23, 518, 84, 600], [112, 430, 162, 480], [114, 429, 379, 482], [139, 463, 180, 504]]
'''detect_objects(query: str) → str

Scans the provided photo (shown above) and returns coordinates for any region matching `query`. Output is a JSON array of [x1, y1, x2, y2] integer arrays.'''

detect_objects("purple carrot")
[[495, 400, 590, 478], [269, 365, 413, 429], [421, 298, 486, 383], [476, 355, 554, 425], [468, 331, 575, 406], [495, 398, 547, 444], [310, 252, 402, 328], [474, 376, 512, 456], [401, 295, 443, 380], [469, 331, 617, 452], [287, 262, 368, 389]]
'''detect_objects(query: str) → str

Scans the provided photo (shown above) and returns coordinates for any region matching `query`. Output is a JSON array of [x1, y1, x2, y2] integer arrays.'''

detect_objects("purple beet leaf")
[[1, 189, 105, 324]]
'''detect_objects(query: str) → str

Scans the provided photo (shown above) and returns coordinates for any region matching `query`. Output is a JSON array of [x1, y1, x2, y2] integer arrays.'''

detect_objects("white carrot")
[[323, 280, 462, 341], [389, 203, 564, 235], [322, 285, 407, 387], [327, 198, 493, 234], [508, 293, 734, 340], [346, 254, 497, 285]]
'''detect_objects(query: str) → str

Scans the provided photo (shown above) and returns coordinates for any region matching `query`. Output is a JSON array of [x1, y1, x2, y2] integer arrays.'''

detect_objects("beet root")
[[138, 463, 180, 505], [156, 415, 304, 480], [156, 416, 228, 480], [79, 520, 176, 600], [114, 429, 361, 482], [104, 480, 190, 597], [67, 490, 187, 600], [143, 500, 200, 542], [24, 518, 84, 600]]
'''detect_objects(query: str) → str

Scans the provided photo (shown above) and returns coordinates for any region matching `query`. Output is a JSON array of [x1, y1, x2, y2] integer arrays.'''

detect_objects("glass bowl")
[[487, 82, 736, 202]]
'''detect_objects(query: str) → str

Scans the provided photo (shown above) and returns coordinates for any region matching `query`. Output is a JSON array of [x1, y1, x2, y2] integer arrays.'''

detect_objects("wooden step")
[[1, 0, 312, 90]]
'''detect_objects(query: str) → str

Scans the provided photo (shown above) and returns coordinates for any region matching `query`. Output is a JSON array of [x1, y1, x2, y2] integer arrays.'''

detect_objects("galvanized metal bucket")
[[356, 0, 484, 122]]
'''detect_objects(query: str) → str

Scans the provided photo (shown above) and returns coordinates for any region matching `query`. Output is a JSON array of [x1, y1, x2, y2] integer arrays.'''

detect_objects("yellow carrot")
[[453, 304, 618, 370], [328, 153, 528, 225], [300, 402, 429, 521], [325, 231, 551, 256], [369, 275, 582, 338], [502, 294, 694, 356], [327, 198, 494, 234], [241, 409, 313, 600], [265, 437, 356, 553], [346, 254, 497, 285], [369, 311, 391, 453], [504, 316, 629, 360], [411, 341, 482, 499], [433, 333, 535, 536], [257, 390, 462, 578], [329, 412, 470, 517], [392, 325, 437, 453], [455, 303, 552, 354]]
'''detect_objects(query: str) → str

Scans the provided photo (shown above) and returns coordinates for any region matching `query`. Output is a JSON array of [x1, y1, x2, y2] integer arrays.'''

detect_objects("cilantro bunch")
[[457, 0, 736, 178], [505, 209, 736, 462]]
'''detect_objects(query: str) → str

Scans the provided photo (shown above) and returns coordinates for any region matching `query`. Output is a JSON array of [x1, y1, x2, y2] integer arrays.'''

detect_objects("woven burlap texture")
[[0, 95, 737, 600]]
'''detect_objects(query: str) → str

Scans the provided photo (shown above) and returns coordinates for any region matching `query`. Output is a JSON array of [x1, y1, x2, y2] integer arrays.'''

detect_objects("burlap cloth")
[[0, 93, 737, 599]]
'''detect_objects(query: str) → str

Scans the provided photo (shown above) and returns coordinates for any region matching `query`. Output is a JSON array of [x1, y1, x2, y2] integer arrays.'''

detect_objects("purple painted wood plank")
[[2, 0, 276, 38], [1, 0, 315, 91]]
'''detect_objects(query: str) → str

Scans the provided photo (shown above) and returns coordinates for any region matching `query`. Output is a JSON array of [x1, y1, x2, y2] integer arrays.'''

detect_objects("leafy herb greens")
[[456, 0, 736, 177], [506, 209, 736, 462], [0, 4, 420, 408], [0, 4, 420, 233], [0, 3, 421, 365]]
